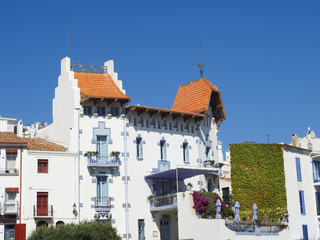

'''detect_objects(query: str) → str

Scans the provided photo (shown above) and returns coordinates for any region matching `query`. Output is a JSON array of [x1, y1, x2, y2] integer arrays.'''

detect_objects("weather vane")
[[194, 44, 205, 78]]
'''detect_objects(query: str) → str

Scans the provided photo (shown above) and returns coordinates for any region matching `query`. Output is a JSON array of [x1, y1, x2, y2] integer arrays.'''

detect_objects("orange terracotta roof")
[[126, 105, 205, 121], [171, 78, 226, 122], [23, 138, 67, 152], [0, 132, 66, 152], [74, 72, 131, 103]]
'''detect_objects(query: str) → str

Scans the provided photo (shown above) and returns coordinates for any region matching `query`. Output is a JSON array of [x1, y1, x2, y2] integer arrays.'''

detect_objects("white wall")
[[22, 150, 77, 237], [283, 147, 319, 240]]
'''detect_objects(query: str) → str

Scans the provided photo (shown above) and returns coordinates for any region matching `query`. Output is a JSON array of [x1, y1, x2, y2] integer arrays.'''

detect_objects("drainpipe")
[[19, 143, 22, 224], [75, 108, 81, 223], [123, 114, 129, 240]]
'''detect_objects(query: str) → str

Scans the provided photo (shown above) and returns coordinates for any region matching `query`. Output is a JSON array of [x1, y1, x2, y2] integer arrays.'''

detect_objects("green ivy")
[[230, 144, 287, 222]]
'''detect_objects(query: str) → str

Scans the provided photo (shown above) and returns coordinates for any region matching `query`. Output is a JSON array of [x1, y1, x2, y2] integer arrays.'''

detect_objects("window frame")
[[160, 140, 167, 160], [299, 190, 306, 215], [183, 142, 189, 163], [38, 159, 48, 174], [296, 157, 302, 182], [136, 137, 143, 160]]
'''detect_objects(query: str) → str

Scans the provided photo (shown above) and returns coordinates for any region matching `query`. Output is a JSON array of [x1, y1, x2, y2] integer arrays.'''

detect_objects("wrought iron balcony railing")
[[225, 220, 287, 234], [94, 197, 111, 208], [33, 205, 53, 218], [87, 154, 120, 168], [150, 194, 177, 209], [0, 168, 19, 174]]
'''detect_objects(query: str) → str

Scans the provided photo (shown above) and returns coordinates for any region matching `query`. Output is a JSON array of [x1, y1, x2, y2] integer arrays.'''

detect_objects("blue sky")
[[0, 1, 319, 151]]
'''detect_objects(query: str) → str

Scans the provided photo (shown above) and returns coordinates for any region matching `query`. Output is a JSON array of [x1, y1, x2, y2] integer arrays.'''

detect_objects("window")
[[158, 121, 161, 129], [299, 190, 306, 215], [96, 176, 108, 207], [37, 192, 48, 216], [160, 140, 167, 160], [111, 107, 119, 117], [315, 192, 320, 215], [6, 149, 17, 172], [38, 160, 48, 173], [296, 157, 302, 181], [136, 137, 143, 159], [183, 142, 189, 163], [97, 107, 106, 116], [138, 219, 145, 240], [84, 106, 92, 116], [302, 225, 309, 240], [97, 136, 108, 161], [206, 147, 211, 161], [146, 119, 149, 128], [313, 161, 320, 182]]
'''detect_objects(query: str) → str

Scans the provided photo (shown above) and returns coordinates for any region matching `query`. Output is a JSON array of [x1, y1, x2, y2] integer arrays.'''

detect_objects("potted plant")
[[147, 195, 155, 201], [84, 151, 98, 157], [186, 182, 193, 191], [110, 151, 120, 157], [204, 160, 215, 168]]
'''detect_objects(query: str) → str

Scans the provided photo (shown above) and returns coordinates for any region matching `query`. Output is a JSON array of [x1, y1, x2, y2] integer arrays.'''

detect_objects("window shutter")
[[296, 157, 302, 181], [299, 190, 306, 214]]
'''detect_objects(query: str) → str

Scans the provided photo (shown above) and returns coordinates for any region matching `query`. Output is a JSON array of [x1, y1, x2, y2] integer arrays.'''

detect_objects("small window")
[[296, 157, 302, 181], [136, 137, 143, 159], [84, 106, 92, 116], [134, 118, 137, 126], [160, 140, 167, 160], [191, 124, 194, 133], [138, 219, 145, 240], [38, 160, 48, 173], [302, 225, 309, 240], [299, 190, 306, 215], [183, 142, 189, 163], [158, 121, 161, 129], [111, 107, 119, 117], [97, 107, 106, 116], [146, 119, 149, 128], [206, 147, 211, 161]]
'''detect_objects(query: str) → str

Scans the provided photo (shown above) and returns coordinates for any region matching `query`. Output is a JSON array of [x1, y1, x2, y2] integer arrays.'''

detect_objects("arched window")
[[56, 221, 65, 227], [36, 221, 48, 230]]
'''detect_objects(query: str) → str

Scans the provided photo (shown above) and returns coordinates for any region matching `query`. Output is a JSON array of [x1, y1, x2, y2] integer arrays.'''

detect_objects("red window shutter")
[[37, 192, 48, 216], [6, 187, 19, 193], [6, 149, 18, 153], [38, 160, 48, 173]]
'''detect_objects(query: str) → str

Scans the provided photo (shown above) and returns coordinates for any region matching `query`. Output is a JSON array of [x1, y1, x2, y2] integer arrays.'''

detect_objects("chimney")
[[17, 120, 23, 138], [292, 134, 299, 147]]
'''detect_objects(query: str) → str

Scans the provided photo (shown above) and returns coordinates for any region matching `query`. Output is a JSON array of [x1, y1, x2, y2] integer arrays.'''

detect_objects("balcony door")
[[160, 215, 170, 240], [37, 192, 48, 216], [97, 136, 108, 161], [97, 176, 108, 206]]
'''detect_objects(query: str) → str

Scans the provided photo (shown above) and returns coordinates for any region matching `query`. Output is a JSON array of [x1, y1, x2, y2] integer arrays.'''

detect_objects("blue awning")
[[145, 166, 218, 180]]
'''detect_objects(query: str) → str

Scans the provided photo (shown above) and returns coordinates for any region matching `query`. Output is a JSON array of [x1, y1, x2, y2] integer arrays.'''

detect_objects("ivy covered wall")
[[230, 143, 287, 221]]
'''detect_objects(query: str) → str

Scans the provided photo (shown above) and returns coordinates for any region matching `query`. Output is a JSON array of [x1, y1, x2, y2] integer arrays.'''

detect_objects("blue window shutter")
[[299, 190, 306, 215], [296, 157, 302, 181], [302, 225, 309, 240]]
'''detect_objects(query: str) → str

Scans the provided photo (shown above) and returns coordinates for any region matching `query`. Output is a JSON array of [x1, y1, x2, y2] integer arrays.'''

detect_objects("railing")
[[0, 168, 19, 174], [87, 154, 120, 167], [150, 194, 177, 208], [33, 205, 53, 218], [94, 197, 111, 208], [4, 201, 18, 214], [225, 220, 287, 234]]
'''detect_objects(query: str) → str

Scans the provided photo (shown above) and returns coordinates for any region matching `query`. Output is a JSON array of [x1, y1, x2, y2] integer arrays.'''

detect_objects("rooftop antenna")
[[265, 134, 270, 144], [194, 44, 205, 78], [67, 30, 69, 57]]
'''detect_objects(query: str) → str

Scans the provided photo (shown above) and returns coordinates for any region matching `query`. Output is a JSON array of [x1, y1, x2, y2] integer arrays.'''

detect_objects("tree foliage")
[[28, 221, 121, 240], [230, 143, 287, 221]]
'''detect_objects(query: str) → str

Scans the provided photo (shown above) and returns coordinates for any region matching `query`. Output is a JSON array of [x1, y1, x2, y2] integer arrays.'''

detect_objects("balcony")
[[0, 168, 19, 175], [94, 197, 111, 212], [150, 193, 177, 212], [3, 201, 18, 214], [33, 205, 53, 218], [87, 154, 120, 168]]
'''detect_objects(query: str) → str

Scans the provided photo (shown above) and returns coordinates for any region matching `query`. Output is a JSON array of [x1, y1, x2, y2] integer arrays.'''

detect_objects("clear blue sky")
[[1, 0, 319, 151]]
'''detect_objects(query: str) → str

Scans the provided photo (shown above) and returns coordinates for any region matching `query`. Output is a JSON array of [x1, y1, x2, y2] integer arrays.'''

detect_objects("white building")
[[35, 57, 228, 240]]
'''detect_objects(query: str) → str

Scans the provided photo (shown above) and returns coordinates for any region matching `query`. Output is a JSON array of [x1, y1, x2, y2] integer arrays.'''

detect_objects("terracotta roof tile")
[[23, 138, 67, 152], [171, 78, 226, 122], [0, 132, 66, 152], [74, 72, 131, 102], [0, 132, 27, 143]]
